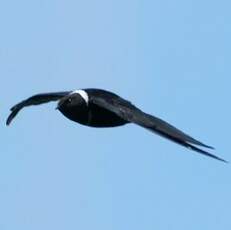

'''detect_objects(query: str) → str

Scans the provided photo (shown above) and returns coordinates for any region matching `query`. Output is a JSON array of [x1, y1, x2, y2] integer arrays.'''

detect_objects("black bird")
[[6, 88, 226, 162]]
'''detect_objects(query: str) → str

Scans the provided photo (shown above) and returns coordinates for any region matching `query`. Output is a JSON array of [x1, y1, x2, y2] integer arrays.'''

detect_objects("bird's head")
[[57, 95, 83, 111], [56, 91, 89, 113], [56, 91, 89, 124]]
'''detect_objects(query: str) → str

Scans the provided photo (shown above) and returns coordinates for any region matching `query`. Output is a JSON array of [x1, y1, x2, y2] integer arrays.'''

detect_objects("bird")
[[6, 88, 227, 162]]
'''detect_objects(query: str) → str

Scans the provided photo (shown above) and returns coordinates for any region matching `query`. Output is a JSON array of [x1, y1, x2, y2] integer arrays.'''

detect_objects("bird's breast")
[[87, 104, 128, 127], [59, 103, 128, 127], [59, 105, 90, 126]]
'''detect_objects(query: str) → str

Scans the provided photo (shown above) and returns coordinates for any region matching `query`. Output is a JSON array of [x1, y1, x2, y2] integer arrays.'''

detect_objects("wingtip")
[[6, 108, 19, 126], [195, 142, 214, 150], [219, 158, 229, 164], [190, 146, 227, 163], [204, 144, 215, 150], [6, 116, 12, 126], [200, 146, 228, 163]]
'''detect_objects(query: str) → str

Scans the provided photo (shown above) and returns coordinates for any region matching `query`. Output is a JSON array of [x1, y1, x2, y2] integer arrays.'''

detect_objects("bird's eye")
[[68, 98, 72, 103]]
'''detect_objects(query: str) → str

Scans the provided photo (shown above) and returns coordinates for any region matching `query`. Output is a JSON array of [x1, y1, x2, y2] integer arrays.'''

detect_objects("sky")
[[1, 0, 231, 229]]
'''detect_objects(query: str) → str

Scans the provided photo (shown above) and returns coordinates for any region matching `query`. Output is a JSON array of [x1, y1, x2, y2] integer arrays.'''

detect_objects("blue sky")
[[1, 0, 231, 229]]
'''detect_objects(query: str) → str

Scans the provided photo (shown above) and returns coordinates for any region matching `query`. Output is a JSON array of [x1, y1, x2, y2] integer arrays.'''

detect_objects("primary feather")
[[6, 91, 70, 125]]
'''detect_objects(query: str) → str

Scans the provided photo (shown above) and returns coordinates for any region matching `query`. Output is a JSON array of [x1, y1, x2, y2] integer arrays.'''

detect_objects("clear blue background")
[[1, 0, 230, 229]]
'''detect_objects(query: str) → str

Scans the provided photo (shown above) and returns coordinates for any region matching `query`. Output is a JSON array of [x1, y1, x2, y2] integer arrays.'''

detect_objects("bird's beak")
[[56, 100, 64, 110], [55, 104, 60, 110]]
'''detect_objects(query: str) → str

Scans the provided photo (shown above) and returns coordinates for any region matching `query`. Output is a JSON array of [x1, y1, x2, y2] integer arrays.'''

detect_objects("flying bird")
[[6, 88, 227, 162]]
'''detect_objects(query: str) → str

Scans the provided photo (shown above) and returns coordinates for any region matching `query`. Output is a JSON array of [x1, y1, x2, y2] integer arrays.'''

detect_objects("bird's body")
[[57, 89, 128, 127], [6, 88, 227, 162]]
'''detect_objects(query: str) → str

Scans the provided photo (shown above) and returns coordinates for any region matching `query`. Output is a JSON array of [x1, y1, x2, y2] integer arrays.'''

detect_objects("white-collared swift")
[[6, 88, 227, 162]]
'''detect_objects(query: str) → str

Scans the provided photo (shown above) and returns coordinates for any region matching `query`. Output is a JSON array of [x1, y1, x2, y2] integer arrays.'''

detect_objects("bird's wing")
[[90, 94, 227, 162], [6, 91, 71, 126]]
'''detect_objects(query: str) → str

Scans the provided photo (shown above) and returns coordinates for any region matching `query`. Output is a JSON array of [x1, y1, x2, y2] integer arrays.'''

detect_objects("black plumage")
[[6, 88, 227, 162]]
